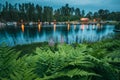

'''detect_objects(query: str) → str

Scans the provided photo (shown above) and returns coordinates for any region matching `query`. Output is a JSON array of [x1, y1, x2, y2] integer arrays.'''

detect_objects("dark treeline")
[[0, 2, 120, 22]]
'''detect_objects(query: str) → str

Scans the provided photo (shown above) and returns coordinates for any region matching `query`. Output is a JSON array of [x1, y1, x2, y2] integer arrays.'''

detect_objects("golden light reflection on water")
[[38, 24, 41, 32], [53, 24, 56, 31], [67, 24, 70, 31], [21, 24, 24, 32]]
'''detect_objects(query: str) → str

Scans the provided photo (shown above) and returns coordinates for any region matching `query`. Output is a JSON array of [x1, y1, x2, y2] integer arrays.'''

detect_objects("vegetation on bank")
[[115, 23, 120, 30], [0, 34, 120, 80], [0, 2, 120, 22]]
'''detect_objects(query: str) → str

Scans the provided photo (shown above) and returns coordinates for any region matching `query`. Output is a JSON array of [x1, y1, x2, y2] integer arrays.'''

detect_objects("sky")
[[0, 0, 120, 12]]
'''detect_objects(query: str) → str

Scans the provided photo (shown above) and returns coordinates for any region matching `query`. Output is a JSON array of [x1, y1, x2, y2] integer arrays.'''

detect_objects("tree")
[[70, 7, 74, 16], [93, 12, 99, 18], [0, 2, 119, 22], [0, 3, 2, 12], [43, 6, 53, 22], [98, 9, 110, 20], [81, 10, 85, 17], [13, 3, 19, 21], [104, 9, 110, 19], [86, 11, 93, 19], [36, 4, 42, 21], [75, 8, 81, 17], [64, 4, 70, 16], [54, 9, 61, 21], [8, 3, 14, 21], [19, 3, 26, 21], [98, 9, 104, 19], [1, 1, 9, 21], [0, 4, 2, 20]]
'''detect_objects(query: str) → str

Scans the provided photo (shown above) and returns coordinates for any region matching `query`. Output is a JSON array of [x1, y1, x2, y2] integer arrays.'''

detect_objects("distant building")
[[80, 18, 89, 22], [95, 18, 101, 22]]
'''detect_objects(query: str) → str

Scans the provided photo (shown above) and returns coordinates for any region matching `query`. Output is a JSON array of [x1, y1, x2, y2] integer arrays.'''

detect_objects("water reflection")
[[67, 24, 70, 31], [60, 35, 64, 44], [81, 24, 85, 30], [53, 24, 56, 31], [21, 24, 24, 32], [86, 25, 89, 30], [38, 24, 41, 32], [97, 23, 101, 27], [74, 25, 76, 30], [0, 24, 115, 46], [92, 24, 95, 30]]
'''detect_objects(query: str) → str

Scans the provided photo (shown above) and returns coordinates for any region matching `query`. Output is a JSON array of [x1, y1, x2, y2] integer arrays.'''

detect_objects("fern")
[[0, 47, 20, 78], [36, 68, 99, 80], [34, 44, 100, 80], [0, 47, 38, 80], [0, 39, 120, 80]]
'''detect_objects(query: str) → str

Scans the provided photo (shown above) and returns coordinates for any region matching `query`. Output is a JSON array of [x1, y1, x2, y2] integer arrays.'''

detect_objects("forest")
[[0, 2, 120, 22]]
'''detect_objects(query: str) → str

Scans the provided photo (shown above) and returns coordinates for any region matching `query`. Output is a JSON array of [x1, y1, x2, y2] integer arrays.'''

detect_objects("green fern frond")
[[37, 68, 100, 80]]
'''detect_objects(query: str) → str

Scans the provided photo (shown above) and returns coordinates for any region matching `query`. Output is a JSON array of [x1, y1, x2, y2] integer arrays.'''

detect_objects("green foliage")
[[87, 37, 120, 80], [33, 44, 99, 80], [1, 2, 120, 22], [0, 47, 20, 78], [115, 23, 120, 30], [0, 36, 120, 80], [0, 47, 37, 80]]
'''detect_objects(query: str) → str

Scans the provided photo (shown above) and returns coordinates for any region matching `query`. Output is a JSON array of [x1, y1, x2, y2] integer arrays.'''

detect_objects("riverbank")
[[11, 34, 120, 56], [113, 23, 120, 32], [0, 22, 6, 27], [0, 20, 119, 27], [12, 42, 48, 56]]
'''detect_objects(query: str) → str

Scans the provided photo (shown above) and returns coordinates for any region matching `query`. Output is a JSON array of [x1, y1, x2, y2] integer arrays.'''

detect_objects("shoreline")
[[0, 21, 119, 27]]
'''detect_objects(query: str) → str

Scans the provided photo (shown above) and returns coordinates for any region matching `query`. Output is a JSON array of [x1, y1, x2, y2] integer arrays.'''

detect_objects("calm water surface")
[[0, 24, 115, 46]]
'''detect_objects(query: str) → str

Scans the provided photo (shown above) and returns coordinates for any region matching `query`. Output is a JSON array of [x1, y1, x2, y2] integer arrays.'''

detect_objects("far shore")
[[0, 20, 120, 27]]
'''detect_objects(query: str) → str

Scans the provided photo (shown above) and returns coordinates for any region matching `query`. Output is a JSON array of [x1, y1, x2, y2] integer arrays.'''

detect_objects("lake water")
[[0, 24, 115, 46]]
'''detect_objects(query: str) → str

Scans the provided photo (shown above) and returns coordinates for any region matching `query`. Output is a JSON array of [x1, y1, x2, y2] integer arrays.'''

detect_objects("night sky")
[[0, 0, 120, 12]]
